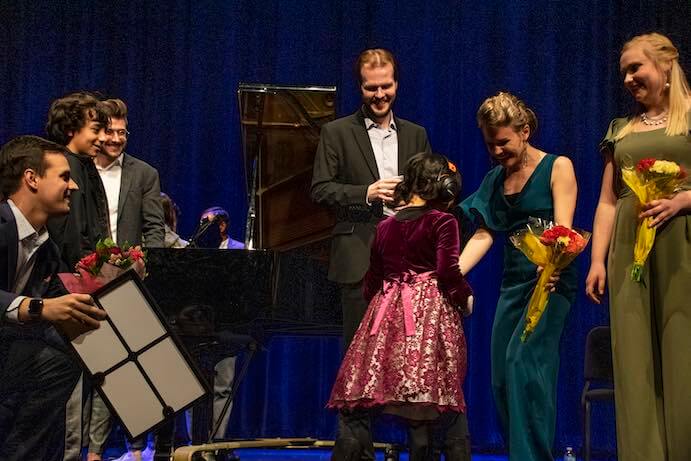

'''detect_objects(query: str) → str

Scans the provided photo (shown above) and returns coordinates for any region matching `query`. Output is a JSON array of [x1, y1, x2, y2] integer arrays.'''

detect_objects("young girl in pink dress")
[[328, 152, 473, 461]]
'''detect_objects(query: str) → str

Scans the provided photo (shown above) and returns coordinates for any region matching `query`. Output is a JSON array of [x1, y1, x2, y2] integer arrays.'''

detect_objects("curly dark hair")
[[45, 91, 109, 145], [0, 135, 68, 198], [391, 152, 461, 210]]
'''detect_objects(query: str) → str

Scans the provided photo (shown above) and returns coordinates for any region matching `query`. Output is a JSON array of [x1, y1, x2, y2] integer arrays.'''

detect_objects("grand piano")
[[143, 85, 341, 451], [146, 83, 340, 332]]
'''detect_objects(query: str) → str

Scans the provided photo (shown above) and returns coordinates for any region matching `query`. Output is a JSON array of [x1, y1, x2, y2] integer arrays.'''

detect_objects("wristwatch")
[[28, 298, 44, 322]]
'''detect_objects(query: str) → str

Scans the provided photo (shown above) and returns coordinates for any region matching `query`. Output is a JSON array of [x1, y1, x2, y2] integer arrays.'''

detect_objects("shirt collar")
[[7, 199, 49, 245], [96, 153, 124, 171], [364, 114, 397, 131]]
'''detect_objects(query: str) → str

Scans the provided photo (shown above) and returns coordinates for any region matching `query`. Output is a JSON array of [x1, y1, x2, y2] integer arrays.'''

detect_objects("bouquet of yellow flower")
[[510, 219, 591, 341], [58, 238, 146, 294], [621, 158, 687, 282]]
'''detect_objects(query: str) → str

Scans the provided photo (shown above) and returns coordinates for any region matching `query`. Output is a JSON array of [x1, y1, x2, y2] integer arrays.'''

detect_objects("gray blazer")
[[115, 153, 165, 247]]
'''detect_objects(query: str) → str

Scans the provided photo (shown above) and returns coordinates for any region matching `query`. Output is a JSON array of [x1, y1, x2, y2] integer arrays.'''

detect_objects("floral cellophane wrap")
[[509, 219, 590, 341], [58, 238, 146, 294], [621, 158, 687, 282]]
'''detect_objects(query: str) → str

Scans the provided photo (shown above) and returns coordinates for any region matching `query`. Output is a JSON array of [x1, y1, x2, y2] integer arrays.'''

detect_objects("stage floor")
[[101, 446, 612, 461]]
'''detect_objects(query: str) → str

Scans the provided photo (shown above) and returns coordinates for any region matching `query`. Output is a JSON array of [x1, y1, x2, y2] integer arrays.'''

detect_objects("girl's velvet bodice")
[[363, 206, 470, 307]]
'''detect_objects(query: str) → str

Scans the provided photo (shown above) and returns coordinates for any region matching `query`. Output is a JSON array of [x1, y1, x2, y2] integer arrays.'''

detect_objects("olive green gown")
[[461, 154, 578, 461], [600, 113, 691, 461]]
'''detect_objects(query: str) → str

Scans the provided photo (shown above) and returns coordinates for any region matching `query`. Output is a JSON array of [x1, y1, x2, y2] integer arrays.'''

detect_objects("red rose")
[[565, 231, 586, 253], [127, 247, 144, 261], [109, 247, 122, 255], [77, 252, 98, 271], [636, 158, 656, 173], [539, 225, 571, 246]]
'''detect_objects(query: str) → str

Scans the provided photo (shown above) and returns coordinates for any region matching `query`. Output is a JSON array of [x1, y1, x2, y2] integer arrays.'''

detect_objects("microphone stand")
[[188, 219, 214, 248]]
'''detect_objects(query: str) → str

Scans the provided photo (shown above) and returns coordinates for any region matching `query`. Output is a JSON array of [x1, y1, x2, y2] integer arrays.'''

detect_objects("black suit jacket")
[[47, 152, 109, 271], [311, 108, 432, 284], [0, 201, 65, 346], [115, 153, 165, 247]]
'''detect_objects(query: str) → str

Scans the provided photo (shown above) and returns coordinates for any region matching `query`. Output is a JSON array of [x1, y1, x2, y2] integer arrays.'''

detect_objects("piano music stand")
[[69, 270, 210, 441]]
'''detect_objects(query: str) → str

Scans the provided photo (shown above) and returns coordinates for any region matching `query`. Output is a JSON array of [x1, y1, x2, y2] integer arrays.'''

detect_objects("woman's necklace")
[[640, 110, 668, 126]]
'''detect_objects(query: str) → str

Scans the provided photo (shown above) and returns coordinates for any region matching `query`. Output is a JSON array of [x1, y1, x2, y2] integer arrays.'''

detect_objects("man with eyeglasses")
[[86, 98, 164, 461], [94, 98, 164, 249]]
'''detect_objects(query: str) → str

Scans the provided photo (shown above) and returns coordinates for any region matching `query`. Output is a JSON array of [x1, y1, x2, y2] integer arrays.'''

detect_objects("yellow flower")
[[556, 236, 571, 247], [650, 160, 681, 176]]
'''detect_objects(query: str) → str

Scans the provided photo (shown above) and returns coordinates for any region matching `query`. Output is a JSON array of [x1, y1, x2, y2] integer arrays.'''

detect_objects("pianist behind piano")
[[199, 206, 245, 250]]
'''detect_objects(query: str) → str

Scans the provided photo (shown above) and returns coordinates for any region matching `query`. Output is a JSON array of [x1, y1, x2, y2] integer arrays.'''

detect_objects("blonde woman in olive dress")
[[586, 32, 691, 461]]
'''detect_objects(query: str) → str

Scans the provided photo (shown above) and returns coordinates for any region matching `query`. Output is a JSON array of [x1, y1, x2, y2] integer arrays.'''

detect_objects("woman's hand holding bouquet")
[[510, 219, 591, 341], [621, 158, 687, 281]]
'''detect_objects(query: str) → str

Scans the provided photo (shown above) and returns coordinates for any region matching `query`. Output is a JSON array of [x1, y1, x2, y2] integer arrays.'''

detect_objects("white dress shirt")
[[4, 199, 50, 322], [96, 154, 124, 243], [365, 115, 399, 216]]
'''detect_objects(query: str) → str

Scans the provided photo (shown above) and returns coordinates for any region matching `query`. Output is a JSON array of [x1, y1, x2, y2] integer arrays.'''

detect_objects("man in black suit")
[[0, 135, 106, 461], [311, 48, 431, 461], [45, 91, 112, 461], [46, 91, 110, 271]]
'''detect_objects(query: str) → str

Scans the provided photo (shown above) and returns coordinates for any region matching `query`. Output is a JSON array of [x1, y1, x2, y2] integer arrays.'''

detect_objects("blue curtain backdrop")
[[1, 0, 689, 455]]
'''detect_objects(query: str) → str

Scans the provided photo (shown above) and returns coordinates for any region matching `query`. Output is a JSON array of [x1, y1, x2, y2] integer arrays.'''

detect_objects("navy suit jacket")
[[0, 202, 65, 345]]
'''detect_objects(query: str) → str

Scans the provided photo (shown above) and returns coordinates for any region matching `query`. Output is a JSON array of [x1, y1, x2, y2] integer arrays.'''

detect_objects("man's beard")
[[364, 97, 393, 120]]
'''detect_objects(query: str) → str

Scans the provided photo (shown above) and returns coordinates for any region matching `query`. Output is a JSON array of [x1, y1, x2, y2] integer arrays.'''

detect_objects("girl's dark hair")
[[391, 152, 461, 210]]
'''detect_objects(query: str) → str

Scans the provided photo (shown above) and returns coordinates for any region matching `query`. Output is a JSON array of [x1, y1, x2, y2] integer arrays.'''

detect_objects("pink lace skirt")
[[327, 275, 467, 418]]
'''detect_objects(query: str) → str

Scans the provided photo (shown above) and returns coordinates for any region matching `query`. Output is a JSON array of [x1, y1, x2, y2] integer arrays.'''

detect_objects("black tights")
[[408, 412, 471, 461], [332, 410, 470, 461]]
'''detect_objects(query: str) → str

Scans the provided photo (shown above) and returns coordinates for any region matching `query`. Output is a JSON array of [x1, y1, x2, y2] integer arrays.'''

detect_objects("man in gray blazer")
[[311, 48, 432, 461], [95, 99, 164, 248], [87, 98, 164, 461]]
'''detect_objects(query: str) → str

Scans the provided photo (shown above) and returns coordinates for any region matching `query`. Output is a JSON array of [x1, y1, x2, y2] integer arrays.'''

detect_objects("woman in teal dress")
[[458, 92, 578, 461], [585, 33, 691, 461]]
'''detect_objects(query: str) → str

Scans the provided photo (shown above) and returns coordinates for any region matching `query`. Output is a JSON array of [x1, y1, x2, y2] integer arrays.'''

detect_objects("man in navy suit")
[[0, 135, 106, 461]]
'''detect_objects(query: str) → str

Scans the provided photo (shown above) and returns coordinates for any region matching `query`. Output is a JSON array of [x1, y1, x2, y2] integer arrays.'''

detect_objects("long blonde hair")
[[616, 32, 690, 140]]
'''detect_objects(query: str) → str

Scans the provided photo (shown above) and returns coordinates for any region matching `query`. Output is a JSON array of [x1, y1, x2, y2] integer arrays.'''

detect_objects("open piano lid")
[[238, 84, 336, 251]]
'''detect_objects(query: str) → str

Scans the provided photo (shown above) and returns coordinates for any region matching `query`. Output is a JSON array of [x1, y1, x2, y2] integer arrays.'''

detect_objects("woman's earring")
[[664, 81, 671, 90]]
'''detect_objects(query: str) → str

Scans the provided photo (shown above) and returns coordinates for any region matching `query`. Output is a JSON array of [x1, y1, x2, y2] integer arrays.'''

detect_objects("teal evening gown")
[[460, 154, 578, 461]]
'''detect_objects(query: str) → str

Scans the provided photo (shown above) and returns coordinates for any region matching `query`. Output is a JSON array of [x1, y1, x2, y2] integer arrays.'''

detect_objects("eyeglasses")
[[105, 128, 130, 138]]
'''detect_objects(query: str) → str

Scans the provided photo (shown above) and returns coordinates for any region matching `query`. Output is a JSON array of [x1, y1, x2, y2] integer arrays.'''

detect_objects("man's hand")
[[41, 294, 106, 329], [366, 177, 402, 203]]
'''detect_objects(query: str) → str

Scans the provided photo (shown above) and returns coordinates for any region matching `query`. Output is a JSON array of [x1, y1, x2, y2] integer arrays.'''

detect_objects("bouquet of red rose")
[[621, 158, 687, 282], [510, 219, 591, 341], [59, 238, 146, 294]]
